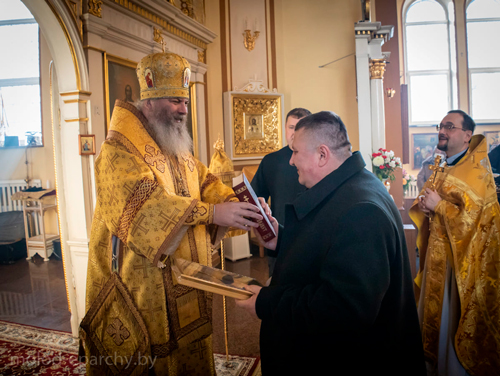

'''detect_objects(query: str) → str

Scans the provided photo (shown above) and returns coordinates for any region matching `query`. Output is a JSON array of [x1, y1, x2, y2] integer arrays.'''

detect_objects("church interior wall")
[[273, 0, 361, 151]]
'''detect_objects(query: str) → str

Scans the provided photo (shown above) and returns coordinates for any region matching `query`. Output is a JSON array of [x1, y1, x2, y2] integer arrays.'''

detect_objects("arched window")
[[403, 0, 458, 125], [0, 0, 42, 147], [466, 0, 500, 122]]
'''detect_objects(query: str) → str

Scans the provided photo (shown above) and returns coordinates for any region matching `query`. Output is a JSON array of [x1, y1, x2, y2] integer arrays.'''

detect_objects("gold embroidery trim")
[[117, 177, 159, 243]]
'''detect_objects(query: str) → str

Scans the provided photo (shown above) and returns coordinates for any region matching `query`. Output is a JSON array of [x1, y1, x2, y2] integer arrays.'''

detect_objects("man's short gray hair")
[[295, 111, 351, 156]]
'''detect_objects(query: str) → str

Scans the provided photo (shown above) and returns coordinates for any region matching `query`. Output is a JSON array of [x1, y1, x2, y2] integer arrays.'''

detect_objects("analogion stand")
[[12, 189, 59, 261]]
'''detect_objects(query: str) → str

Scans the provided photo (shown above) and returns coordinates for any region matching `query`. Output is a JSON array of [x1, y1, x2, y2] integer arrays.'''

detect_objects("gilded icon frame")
[[224, 92, 284, 160], [104, 53, 140, 133], [79, 134, 96, 155]]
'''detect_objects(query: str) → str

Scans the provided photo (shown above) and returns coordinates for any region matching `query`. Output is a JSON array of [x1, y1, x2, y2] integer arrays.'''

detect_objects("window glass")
[[467, 0, 500, 19], [406, 0, 447, 23], [1, 86, 42, 144], [0, 24, 39, 79], [0, 0, 34, 21], [406, 24, 449, 71], [0, 0, 41, 148], [467, 21, 500, 69], [470, 72, 500, 120], [410, 74, 449, 123]]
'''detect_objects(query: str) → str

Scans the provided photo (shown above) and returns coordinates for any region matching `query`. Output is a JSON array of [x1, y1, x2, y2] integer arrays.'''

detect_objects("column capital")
[[369, 58, 387, 80]]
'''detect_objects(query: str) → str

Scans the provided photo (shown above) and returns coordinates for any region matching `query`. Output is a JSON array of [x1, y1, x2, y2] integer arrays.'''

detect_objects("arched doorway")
[[21, 0, 93, 337]]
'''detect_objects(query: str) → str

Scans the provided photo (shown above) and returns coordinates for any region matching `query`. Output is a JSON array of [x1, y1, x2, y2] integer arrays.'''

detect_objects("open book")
[[233, 173, 276, 242], [171, 258, 262, 300]]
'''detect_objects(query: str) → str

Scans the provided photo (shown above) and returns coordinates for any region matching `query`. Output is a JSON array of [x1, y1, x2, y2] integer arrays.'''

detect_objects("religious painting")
[[225, 93, 283, 160], [104, 54, 140, 133], [412, 133, 438, 169], [79, 134, 96, 155], [244, 114, 264, 140], [484, 131, 500, 152]]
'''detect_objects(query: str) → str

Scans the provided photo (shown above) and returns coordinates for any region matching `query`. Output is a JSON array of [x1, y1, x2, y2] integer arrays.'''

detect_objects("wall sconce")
[[243, 18, 260, 51], [385, 88, 396, 99], [243, 30, 260, 51]]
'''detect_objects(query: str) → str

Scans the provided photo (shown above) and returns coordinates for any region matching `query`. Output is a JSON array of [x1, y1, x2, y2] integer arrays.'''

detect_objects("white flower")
[[389, 161, 396, 168], [388, 151, 395, 158], [373, 156, 384, 167]]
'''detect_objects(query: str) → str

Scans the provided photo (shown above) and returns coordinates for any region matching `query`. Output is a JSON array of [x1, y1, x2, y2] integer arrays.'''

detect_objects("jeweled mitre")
[[136, 52, 191, 100]]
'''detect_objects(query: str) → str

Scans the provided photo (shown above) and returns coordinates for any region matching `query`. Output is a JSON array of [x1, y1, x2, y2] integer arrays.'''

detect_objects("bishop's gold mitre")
[[136, 52, 191, 100]]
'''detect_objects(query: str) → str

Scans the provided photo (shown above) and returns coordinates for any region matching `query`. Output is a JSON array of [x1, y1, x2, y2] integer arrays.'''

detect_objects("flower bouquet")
[[402, 169, 416, 194], [371, 148, 402, 182]]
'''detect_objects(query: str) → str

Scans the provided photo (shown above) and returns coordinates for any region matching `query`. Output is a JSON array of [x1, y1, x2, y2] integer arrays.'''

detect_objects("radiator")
[[0, 179, 41, 213]]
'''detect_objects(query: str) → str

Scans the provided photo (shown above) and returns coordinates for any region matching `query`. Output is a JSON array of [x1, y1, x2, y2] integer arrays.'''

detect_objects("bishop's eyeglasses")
[[436, 124, 466, 132]]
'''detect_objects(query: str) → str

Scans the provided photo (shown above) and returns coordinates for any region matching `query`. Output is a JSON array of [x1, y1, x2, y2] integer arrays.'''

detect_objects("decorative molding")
[[63, 0, 83, 41], [108, 0, 209, 49], [370, 58, 386, 80], [45, 0, 82, 90], [197, 49, 205, 63], [88, 0, 103, 18], [233, 77, 277, 93]]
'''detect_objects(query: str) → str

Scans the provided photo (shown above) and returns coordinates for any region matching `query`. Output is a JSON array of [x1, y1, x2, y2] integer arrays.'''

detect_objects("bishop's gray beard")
[[145, 113, 193, 158]]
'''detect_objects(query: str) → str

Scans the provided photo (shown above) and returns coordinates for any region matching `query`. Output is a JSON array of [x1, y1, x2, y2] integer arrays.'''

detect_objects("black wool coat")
[[255, 152, 426, 376], [251, 146, 306, 257]]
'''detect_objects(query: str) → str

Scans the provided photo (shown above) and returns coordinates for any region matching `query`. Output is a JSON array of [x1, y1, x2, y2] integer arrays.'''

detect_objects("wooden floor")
[[0, 248, 269, 357]]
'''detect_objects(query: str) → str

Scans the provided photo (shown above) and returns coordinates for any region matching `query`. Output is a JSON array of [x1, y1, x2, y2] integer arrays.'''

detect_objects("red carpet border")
[[0, 320, 261, 375]]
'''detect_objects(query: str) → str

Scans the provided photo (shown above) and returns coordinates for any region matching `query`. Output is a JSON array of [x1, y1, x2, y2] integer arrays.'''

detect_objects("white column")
[[355, 34, 372, 164], [370, 58, 386, 150], [354, 22, 380, 166]]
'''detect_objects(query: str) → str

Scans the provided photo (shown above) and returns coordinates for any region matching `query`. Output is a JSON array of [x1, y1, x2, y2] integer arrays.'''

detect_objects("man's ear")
[[318, 144, 330, 167], [465, 130, 473, 143]]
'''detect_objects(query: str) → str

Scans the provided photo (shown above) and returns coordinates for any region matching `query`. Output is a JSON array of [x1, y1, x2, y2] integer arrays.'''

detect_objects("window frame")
[[466, 0, 500, 123], [0, 16, 43, 148], [402, 0, 456, 126]]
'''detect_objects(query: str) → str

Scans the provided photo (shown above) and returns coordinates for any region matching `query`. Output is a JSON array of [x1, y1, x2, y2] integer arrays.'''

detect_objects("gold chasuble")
[[81, 100, 236, 375], [410, 135, 500, 376]]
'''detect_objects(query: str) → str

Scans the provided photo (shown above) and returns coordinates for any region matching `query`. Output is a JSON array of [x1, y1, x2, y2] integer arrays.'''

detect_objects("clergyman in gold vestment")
[[410, 110, 500, 376], [80, 52, 261, 375]]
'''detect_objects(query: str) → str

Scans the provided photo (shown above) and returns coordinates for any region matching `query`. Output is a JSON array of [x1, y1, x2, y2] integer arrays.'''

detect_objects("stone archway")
[[22, 0, 93, 336]]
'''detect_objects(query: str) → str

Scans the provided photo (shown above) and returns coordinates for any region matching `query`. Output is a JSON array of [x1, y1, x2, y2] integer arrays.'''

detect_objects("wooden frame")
[[79, 134, 96, 155], [411, 132, 438, 169], [223, 92, 284, 161], [484, 131, 500, 152], [104, 53, 140, 133]]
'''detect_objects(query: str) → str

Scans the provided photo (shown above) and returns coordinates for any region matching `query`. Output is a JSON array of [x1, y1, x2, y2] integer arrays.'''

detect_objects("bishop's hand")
[[213, 202, 262, 231]]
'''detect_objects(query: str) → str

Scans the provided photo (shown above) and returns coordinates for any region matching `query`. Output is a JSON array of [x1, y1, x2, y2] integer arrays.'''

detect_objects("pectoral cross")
[[428, 155, 445, 190]]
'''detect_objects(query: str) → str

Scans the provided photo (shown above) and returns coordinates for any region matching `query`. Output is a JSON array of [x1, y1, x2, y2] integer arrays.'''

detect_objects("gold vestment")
[[410, 135, 500, 376], [82, 100, 235, 375]]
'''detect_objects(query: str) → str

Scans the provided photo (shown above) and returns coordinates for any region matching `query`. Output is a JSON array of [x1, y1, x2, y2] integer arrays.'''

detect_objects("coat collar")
[[292, 151, 366, 221]]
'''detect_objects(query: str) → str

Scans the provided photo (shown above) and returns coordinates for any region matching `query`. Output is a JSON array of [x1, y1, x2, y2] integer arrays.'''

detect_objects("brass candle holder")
[[243, 29, 260, 51]]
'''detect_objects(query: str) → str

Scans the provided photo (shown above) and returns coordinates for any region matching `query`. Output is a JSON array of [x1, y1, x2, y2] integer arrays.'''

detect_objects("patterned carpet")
[[0, 320, 261, 375]]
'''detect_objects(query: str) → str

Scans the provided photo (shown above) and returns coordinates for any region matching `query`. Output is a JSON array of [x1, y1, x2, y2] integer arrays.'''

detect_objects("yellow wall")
[[274, 0, 360, 150], [204, 0, 361, 160]]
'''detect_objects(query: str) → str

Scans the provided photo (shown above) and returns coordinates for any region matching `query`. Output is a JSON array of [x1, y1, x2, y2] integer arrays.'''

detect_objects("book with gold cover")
[[171, 258, 262, 300]]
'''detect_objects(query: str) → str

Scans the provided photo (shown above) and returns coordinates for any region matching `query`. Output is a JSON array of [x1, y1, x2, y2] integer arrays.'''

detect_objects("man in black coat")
[[251, 107, 310, 275], [238, 111, 425, 375]]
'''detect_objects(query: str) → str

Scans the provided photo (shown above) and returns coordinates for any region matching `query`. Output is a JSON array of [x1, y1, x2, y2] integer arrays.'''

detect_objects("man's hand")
[[213, 202, 262, 231], [252, 215, 279, 250], [421, 188, 441, 212], [235, 285, 262, 319]]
